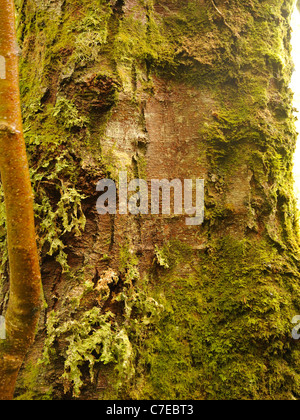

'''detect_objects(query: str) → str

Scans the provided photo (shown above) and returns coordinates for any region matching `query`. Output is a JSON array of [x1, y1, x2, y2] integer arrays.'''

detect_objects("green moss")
[[130, 237, 300, 400], [72, 9, 111, 64], [119, 243, 140, 284], [14, 362, 53, 401], [52, 98, 89, 130]]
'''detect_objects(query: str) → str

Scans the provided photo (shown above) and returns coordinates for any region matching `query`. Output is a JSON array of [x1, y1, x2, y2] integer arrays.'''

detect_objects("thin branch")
[[0, 0, 42, 401]]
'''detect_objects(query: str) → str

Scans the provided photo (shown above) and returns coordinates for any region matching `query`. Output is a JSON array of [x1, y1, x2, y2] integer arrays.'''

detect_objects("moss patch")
[[132, 237, 300, 400]]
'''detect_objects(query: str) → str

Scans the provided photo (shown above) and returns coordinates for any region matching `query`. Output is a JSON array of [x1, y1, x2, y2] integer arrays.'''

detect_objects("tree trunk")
[[4, 0, 300, 400], [0, 0, 42, 400]]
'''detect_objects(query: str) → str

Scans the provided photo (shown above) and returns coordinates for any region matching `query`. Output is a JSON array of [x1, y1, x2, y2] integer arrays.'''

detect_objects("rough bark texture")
[[2, 0, 300, 400], [0, 0, 42, 400]]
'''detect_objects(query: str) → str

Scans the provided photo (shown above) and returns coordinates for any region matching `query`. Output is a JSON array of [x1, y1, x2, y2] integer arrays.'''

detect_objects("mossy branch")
[[0, 0, 42, 400]]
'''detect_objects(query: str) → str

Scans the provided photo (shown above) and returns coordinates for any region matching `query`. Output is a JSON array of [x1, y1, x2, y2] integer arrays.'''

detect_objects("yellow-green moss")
[[132, 237, 300, 400]]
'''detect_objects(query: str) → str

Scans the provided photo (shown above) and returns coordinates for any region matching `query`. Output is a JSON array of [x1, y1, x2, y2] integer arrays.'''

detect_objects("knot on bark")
[[0, 122, 21, 135]]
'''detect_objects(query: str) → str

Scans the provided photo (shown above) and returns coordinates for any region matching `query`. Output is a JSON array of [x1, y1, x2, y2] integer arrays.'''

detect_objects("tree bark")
[[0, 0, 42, 400], [6, 0, 300, 400]]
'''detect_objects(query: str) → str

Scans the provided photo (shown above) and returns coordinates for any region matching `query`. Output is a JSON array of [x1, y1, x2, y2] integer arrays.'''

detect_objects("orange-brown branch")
[[0, 0, 42, 400]]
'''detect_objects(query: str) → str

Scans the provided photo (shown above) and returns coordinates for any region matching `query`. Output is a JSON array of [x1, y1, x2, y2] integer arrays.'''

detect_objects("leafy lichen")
[[42, 308, 134, 398]]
